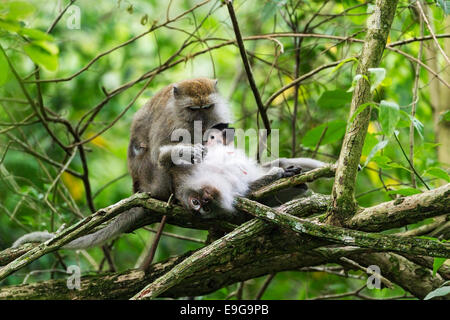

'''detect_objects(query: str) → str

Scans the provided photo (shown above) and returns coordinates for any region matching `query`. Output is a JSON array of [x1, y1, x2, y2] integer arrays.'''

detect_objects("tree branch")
[[328, 0, 399, 224]]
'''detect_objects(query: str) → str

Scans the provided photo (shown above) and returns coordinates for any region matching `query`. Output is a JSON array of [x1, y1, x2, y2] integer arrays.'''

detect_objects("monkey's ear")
[[213, 79, 218, 90], [173, 85, 180, 98]]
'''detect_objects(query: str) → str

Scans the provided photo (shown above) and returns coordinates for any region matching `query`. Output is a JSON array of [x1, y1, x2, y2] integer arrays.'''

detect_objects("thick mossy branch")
[[0, 193, 152, 281], [0, 245, 369, 300], [131, 219, 271, 300], [1, 183, 447, 271], [329, 0, 399, 224], [236, 198, 450, 258], [0, 190, 448, 299], [352, 252, 446, 300], [0, 167, 334, 273], [347, 183, 450, 231]]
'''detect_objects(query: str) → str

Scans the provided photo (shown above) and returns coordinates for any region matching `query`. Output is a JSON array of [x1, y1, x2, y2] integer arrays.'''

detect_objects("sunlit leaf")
[[20, 28, 53, 41], [387, 188, 421, 196], [331, 57, 358, 73], [23, 42, 58, 71], [3, 1, 35, 20]]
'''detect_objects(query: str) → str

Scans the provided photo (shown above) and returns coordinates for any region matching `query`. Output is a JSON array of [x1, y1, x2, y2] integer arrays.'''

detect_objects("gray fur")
[[12, 207, 145, 249]]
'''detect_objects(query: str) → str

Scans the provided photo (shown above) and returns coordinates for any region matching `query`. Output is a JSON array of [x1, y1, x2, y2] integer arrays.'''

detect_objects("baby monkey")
[[167, 125, 325, 217]]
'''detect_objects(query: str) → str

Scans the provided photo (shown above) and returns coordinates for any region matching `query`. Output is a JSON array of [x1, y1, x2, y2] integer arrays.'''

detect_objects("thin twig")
[[416, 0, 450, 65], [255, 273, 276, 300], [225, 0, 271, 135], [409, 5, 424, 188], [393, 132, 430, 190]]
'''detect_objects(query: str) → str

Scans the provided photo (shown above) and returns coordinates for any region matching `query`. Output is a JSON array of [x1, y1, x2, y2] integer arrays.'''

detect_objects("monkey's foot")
[[282, 165, 303, 178]]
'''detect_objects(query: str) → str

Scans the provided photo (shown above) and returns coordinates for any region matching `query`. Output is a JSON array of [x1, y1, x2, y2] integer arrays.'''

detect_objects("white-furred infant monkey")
[[165, 125, 326, 217]]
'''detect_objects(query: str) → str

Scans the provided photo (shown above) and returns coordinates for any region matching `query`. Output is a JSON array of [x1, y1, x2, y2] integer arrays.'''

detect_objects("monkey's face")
[[186, 185, 221, 216], [204, 127, 235, 147], [171, 78, 232, 129], [205, 128, 225, 147]]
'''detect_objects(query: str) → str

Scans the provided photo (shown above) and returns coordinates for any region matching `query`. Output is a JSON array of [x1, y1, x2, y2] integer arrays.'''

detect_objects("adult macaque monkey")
[[12, 78, 326, 249], [13, 78, 232, 249]]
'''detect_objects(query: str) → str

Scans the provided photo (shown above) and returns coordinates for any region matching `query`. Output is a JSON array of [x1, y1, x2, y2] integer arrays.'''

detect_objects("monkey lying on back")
[[164, 126, 326, 217]]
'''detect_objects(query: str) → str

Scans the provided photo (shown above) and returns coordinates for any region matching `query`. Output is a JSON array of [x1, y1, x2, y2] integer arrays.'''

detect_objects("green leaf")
[[371, 155, 410, 171], [32, 40, 59, 55], [368, 67, 386, 92], [424, 286, 450, 300], [440, 110, 450, 123], [19, 28, 53, 41], [410, 116, 424, 140], [387, 188, 421, 196], [349, 102, 376, 123], [379, 100, 400, 137], [347, 74, 369, 92], [363, 139, 388, 168], [433, 257, 447, 277], [331, 57, 358, 73], [23, 42, 58, 71], [424, 167, 450, 182], [3, 1, 35, 20], [302, 120, 347, 148], [400, 110, 424, 139], [317, 89, 352, 109], [0, 49, 9, 86], [0, 18, 21, 32]]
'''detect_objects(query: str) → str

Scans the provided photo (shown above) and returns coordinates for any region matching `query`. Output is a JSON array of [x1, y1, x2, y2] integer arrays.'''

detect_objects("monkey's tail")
[[12, 231, 55, 248], [294, 158, 327, 171], [11, 208, 145, 250]]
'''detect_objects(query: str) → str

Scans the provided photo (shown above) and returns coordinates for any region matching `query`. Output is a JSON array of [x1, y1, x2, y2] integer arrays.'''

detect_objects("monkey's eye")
[[203, 103, 214, 110], [200, 206, 211, 214], [188, 106, 201, 111], [190, 198, 201, 210]]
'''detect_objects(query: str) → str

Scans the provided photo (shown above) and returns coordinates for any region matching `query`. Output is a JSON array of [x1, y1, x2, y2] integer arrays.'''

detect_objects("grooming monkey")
[[14, 78, 232, 248], [12, 78, 325, 249]]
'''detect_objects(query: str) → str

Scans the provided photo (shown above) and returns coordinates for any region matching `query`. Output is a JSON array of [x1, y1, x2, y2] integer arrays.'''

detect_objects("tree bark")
[[328, 0, 399, 224]]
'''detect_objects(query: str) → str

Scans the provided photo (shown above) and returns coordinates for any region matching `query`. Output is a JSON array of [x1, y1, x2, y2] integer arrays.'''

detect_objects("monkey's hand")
[[159, 144, 206, 167], [191, 143, 207, 164], [169, 144, 207, 165]]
